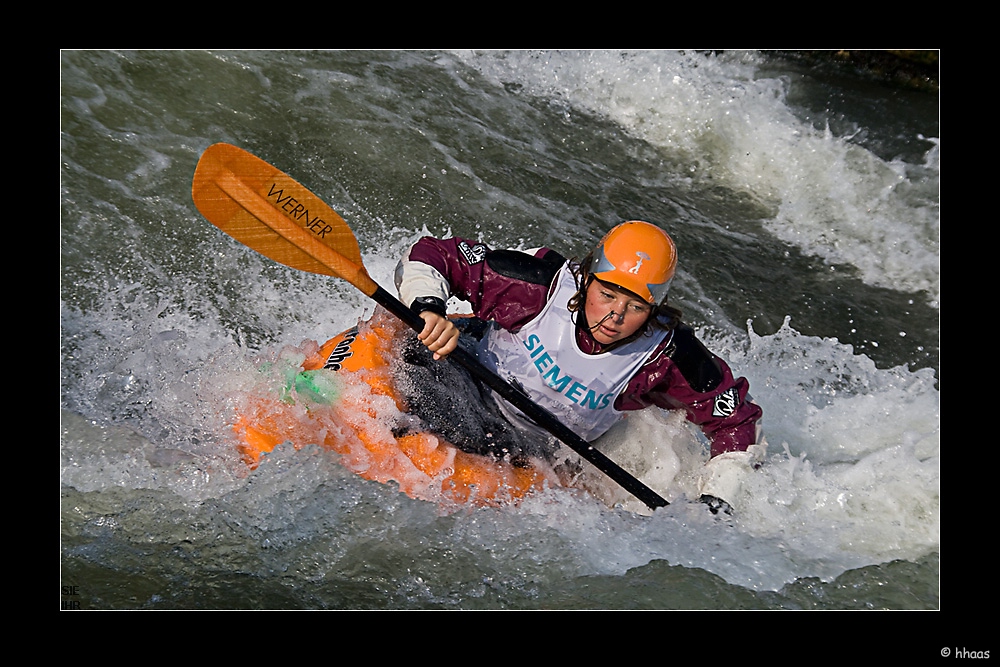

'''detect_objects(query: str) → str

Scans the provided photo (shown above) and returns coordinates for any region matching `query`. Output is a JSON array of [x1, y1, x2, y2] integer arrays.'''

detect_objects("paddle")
[[191, 142, 669, 511]]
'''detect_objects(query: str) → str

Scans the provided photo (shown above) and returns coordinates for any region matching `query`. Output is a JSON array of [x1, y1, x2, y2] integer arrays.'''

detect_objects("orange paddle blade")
[[191, 142, 378, 296]]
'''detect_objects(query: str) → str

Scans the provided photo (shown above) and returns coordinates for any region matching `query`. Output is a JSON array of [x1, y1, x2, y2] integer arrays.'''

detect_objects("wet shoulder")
[[485, 248, 566, 286], [668, 324, 724, 393]]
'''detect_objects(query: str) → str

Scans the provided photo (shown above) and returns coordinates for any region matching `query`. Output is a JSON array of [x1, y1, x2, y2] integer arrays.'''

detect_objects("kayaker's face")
[[584, 279, 652, 345]]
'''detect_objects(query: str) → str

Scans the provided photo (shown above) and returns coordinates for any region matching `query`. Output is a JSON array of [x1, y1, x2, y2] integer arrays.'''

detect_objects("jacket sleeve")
[[394, 236, 560, 331], [394, 239, 453, 311], [616, 326, 762, 458]]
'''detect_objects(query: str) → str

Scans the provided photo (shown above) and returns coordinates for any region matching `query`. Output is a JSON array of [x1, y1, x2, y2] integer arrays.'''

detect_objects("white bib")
[[478, 263, 668, 441]]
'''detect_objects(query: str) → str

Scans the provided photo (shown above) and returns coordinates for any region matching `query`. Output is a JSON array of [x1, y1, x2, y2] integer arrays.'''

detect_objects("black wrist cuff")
[[410, 296, 447, 317]]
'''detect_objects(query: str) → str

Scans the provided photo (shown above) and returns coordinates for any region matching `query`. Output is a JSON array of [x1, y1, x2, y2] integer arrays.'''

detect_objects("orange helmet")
[[590, 221, 677, 304]]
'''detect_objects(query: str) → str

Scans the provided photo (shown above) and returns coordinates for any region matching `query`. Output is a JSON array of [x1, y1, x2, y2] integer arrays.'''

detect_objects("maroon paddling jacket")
[[398, 236, 762, 457]]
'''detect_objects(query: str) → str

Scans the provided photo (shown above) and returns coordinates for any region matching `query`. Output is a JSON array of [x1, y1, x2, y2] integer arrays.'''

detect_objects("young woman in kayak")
[[393, 220, 763, 509]]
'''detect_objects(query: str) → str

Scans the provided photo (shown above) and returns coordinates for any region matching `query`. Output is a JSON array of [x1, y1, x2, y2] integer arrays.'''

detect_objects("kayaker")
[[393, 220, 764, 511]]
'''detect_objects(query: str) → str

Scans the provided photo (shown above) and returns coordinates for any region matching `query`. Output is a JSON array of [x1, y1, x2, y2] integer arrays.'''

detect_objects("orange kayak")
[[232, 309, 558, 506]]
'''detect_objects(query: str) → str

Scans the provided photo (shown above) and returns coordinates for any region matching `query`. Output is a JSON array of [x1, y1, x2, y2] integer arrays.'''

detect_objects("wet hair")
[[567, 253, 683, 344]]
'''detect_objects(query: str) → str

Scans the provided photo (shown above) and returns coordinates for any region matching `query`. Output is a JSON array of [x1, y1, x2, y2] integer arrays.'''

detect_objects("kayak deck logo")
[[323, 327, 360, 371]]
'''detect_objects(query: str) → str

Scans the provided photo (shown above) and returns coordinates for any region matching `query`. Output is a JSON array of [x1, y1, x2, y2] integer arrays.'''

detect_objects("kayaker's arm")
[[394, 244, 452, 313], [394, 239, 472, 360], [395, 236, 564, 330]]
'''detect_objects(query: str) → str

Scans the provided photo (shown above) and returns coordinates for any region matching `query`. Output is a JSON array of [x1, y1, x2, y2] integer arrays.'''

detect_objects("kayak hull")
[[233, 310, 557, 506]]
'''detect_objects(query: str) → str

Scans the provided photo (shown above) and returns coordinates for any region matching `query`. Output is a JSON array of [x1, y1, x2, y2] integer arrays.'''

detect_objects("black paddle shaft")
[[372, 286, 669, 510]]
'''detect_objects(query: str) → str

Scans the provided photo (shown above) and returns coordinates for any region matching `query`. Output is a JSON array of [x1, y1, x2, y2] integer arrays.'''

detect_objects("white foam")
[[454, 50, 939, 304]]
